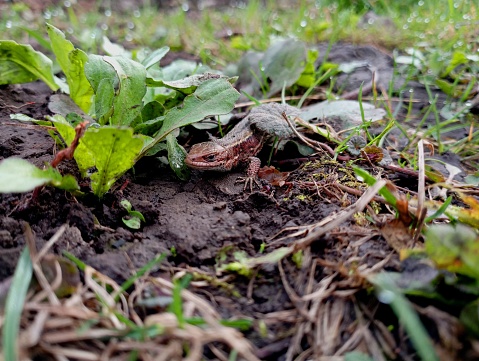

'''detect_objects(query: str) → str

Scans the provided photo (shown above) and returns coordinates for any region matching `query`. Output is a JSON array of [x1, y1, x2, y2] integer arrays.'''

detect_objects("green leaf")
[[94, 78, 115, 124], [141, 46, 170, 69], [147, 59, 211, 84], [0, 158, 60, 193], [424, 223, 479, 280], [120, 199, 145, 228], [85, 55, 146, 126], [0, 157, 80, 194], [52, 174, 81, 193], [296, 49, 318, 88], [19, 26, 52, 51], [262, 39, 307, 97], [146, 72, 236, 95], [444, 51, 468, 76], [46, 24, 94, 113], [81, 127, 144, 197], [140, 78, 239, 157], [2, 248, 32, 361], [354, 166, 397, 207], [369, 272, 439, 361], [10, 113, 52, 126], [129, 210, 145, 221], [120, 199, 133, 212], [122, 216, 142, 229], [0, 40, 59, 90], [166, 133, 190, 180], [133, 101, 165, 135]]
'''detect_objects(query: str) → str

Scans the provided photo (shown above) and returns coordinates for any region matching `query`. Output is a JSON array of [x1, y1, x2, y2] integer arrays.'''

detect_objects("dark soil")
[[0, 44, 475, 360]]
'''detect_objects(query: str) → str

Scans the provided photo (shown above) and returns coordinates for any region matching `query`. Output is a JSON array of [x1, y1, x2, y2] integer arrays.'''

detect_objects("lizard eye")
[[204, 154, 216, 162]]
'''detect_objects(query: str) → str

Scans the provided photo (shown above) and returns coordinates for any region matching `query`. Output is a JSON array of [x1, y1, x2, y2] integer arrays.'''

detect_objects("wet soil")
[[0, 44, 475, 360]]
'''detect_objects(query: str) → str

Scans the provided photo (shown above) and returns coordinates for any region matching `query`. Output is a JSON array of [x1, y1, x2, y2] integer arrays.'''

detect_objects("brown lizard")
[[184, 102, 300, 190]]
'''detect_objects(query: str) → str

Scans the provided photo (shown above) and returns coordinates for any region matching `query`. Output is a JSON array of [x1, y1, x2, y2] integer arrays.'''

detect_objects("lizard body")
[[185, 103, 300, 188]]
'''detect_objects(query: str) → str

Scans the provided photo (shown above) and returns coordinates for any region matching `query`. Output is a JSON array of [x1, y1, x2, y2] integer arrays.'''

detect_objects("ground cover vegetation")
[[0, 0, 479, 360]]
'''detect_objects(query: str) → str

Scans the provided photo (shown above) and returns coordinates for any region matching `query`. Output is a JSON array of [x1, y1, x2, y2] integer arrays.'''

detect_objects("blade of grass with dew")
[[354, 166, 397, 207], [2, 247, 32, 361]]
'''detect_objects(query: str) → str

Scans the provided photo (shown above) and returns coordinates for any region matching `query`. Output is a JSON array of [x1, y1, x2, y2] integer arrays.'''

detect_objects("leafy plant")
[[120, 199, 145, 230], [0, 24, 240, 197]]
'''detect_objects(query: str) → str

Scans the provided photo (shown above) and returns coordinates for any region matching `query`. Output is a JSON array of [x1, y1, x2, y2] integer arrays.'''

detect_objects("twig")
[[51, 121, 88, 168], [293, 179, 387, 251]]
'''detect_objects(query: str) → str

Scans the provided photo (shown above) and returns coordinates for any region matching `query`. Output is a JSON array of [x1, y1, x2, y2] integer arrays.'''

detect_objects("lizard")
[[184, 102, 301, 190]]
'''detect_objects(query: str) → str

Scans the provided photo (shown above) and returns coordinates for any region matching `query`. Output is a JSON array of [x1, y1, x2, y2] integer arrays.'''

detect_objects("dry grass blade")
[[293, 179, 387, 251], [415, 139, 427, 241], [12, 242, 260, 361], [150, 276, 261, 361]]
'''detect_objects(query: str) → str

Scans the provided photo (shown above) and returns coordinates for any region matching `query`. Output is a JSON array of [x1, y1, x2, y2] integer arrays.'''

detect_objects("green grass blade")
[[168, 274, 192, 328], [116, 253, 167, 300], [2, 247, 33, 361], [370, 273, 439, 361], [63, 250, 87, 271], [353, 166, 397, 207], [424, 196, 452, 223]]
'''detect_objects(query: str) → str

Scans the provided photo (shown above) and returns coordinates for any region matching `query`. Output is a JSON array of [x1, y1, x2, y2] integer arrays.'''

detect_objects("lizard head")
[[185, 142, 233, 171]]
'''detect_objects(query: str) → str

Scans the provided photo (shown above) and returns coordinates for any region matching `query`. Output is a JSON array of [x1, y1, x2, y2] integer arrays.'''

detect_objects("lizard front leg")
[[235, 156, 262, 192]]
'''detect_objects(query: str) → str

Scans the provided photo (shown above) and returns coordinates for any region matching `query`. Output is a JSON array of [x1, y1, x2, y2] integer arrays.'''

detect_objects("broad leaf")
[[101, 35, 131, 58], [80, 127, 144, 197], [85, 55, 146, 126], [140, 78, 239, 157], [0, 158, 79, 193], [46, 24, 94, 113], [300, 100, 386, 128], [424, 223, 479, 280], [0, 40, 58, 90], [146, 72, 236, 95], [147, 59, 211, 84], [262, 39, 307, 97], [10, 113, 52, 126]]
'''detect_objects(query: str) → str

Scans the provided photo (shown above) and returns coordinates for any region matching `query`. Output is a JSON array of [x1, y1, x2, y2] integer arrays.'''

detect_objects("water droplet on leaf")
[[377, 289, 395, 304]]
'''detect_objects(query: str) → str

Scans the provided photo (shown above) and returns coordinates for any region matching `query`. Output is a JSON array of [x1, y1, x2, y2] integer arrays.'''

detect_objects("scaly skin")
[[185, 103, 300, 189]]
